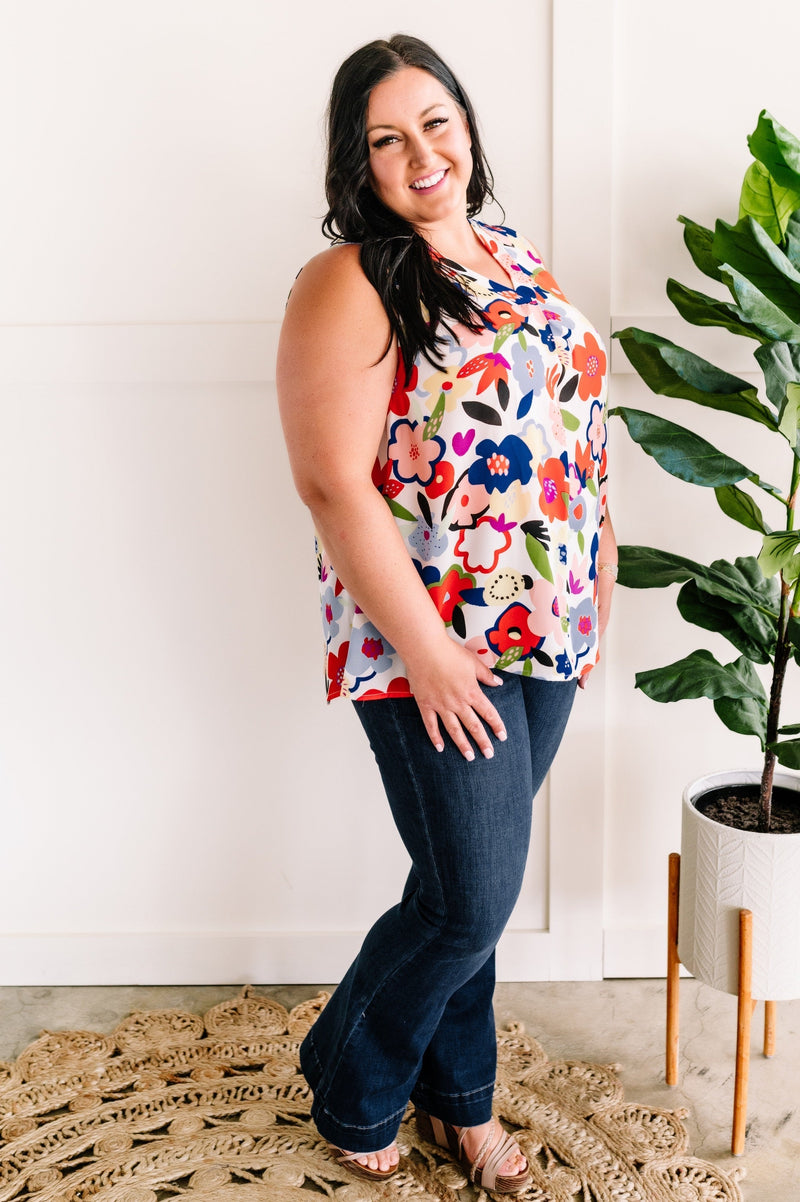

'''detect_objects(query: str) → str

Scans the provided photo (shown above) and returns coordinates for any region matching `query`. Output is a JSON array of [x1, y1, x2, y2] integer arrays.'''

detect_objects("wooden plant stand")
[[666, 851, 777, 1156]]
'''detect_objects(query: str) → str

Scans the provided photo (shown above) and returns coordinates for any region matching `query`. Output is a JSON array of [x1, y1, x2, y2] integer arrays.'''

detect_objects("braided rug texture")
[[0, 988, 745, 1202]]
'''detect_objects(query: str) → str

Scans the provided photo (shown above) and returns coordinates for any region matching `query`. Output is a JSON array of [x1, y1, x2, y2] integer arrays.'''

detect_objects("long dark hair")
[[323, 35, 498, 381]]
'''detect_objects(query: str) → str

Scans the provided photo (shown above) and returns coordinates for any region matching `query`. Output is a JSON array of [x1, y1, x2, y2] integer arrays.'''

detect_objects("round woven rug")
[[0, 988, 745, 1202]]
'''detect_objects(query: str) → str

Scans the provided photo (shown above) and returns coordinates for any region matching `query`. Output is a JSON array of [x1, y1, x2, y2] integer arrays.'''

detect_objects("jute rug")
[[0, 988, 745, 1202]]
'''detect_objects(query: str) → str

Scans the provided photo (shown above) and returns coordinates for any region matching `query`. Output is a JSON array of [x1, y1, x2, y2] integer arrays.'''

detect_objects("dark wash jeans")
[[299, 672, 578, 1152]]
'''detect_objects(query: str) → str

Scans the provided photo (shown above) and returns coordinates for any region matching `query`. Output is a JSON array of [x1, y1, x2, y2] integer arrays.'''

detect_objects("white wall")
[[3, 0, 799, 984], [605, 0, 800, 973]]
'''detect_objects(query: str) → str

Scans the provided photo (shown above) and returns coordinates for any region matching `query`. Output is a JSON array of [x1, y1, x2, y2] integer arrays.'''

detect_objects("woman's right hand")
[[405, 638, 507, 760]]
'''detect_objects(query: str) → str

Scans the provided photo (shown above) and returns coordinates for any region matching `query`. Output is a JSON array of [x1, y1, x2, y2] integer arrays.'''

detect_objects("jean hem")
[[409, 1081, 495, 1127]]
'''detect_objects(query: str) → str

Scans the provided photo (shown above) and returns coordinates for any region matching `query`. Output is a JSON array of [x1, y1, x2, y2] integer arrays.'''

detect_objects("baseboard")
[[603, 926, 690, 978]]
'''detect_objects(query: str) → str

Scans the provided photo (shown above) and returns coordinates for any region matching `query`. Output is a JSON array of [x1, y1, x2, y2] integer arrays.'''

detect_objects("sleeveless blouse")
[[318, 220, 609, 702]]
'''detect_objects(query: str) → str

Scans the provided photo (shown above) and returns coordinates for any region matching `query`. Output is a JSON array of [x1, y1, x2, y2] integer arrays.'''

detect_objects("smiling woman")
[[276, 33, 616, 1190]]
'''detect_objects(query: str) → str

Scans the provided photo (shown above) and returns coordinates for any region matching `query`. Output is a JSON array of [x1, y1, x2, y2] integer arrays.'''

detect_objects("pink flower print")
[[529, 578, 565, 644], [587, 400, 607, 463], [447, 477, 491, 528], [548, 397, 567, 448], [454, 513, 515, 575], [387, 418, 445, 486]]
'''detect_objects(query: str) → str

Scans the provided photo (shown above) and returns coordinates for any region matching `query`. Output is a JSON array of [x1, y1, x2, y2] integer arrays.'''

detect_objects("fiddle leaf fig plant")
[[611, 110, 800, 832]]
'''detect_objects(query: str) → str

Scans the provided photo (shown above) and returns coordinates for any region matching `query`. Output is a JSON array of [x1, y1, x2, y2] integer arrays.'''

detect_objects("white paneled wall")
[[3, 0, 800, 984]]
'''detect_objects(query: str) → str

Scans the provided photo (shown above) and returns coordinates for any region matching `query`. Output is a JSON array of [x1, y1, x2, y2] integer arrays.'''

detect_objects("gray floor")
[[1, 979, 798, 1199]]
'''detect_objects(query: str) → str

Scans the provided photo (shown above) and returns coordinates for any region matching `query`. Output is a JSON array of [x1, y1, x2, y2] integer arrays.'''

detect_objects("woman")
[[277, 34, 616, 1193]]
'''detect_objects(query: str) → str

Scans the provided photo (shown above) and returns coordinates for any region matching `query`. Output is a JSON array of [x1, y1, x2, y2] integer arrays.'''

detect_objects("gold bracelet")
[[599, 561, 618, 580]]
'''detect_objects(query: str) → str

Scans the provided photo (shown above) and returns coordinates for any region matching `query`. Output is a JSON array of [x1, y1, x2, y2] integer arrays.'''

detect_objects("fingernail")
[[483, 747, 494, 759], [498, 729, 507, 742], [465, 749, 475, 762], [435, 743, 444, 753], [492, 675, 503, 684]]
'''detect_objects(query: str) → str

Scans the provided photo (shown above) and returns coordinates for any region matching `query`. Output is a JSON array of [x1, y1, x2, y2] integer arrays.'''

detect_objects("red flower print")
[[538, 457, 570, 522], [457, 352, 510, 395], [487, 603, 543, 660], [326, 642, 350, 702], [454, 514, 515, 574], [390, 355, 418, 415], [482, 299, 526, 332], [426, 460, 455, 499], [572, 332, 607, 401], [361, 637, 385, 662], [428, 565, 475, 623]]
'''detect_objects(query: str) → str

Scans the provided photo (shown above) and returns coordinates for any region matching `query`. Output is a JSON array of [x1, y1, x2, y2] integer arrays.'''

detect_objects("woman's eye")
[[426, 117, 448, 130], [372, 135, 397, 149]]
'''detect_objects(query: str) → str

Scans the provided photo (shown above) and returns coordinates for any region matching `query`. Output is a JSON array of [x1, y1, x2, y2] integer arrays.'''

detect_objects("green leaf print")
[[494, 646, 524, 671], [562, 410, 581, 432], [424, 393, 446, 440], [385, 497, 417, 522], [526, 533, 554, 583], [493, 322, 515, 353]]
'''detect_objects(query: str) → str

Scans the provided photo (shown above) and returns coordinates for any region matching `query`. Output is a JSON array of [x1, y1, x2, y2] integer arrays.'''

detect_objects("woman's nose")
[[407, 135, 433, 168]]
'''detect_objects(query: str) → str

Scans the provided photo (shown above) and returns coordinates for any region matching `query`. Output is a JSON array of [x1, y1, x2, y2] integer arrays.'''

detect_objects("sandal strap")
[[480, 1129, 522, 1188]]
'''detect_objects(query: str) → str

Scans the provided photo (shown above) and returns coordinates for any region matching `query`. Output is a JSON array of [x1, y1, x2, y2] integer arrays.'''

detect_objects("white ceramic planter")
[[678, 769, 800, 1001]]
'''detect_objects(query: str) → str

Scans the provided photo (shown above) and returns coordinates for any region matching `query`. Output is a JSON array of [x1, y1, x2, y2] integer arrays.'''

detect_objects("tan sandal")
[[416, 1110, 531, 1194], [329, 1143, 399, 1182]]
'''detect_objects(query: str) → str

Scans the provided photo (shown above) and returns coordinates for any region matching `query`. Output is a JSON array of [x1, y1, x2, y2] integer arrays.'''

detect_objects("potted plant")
[[612, 109, 800, 1006]]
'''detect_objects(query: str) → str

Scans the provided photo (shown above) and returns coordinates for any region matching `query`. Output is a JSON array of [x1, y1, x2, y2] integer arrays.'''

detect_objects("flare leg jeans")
[[299, 672, 577, 1152]]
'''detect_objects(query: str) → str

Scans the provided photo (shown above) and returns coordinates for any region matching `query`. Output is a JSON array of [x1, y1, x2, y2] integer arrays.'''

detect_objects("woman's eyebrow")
[[367, 103, 445, 134]]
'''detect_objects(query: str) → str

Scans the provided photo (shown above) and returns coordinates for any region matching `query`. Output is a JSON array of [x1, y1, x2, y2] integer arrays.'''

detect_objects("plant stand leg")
[[764, 1000, 776, 1058], [732, 908, 753, 1156], [666, 852, 681, 1085]]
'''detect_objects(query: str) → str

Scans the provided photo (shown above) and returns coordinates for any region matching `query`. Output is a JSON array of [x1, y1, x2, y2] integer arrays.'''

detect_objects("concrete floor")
[[1, 979, 798, 1199]]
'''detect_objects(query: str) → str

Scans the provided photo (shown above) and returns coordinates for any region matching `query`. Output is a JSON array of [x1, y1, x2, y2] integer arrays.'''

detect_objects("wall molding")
[[0, 323, 281, 385]]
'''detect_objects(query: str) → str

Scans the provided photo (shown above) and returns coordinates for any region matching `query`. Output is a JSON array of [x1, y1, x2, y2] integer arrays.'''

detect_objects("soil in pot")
[[695, 784, 800, 834]]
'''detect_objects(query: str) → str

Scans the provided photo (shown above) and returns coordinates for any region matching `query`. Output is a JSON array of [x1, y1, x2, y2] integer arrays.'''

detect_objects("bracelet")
[[599, 561, 619, 580]]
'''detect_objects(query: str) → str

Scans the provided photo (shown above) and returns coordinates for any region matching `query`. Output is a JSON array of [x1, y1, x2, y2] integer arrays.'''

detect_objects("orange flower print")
[[538, 456, 570, 522], [533, 270, 568, 301], [572, 333, 607, 401]]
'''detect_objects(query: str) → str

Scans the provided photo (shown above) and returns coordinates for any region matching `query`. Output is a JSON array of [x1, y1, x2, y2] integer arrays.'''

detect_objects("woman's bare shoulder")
[[282, 243, 389, 352]]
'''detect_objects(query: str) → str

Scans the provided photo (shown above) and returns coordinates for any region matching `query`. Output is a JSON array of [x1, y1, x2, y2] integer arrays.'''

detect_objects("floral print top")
[[319, 220, 608, 701]]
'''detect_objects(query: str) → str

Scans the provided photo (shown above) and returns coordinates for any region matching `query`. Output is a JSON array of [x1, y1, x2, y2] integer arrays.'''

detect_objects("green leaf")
[[721, 266, 800, 340], [666, 277, 768, 343], [562, 410, 580, 432], [617, 547, 780, 615], [778, 721, 800, 735], [492, 322, 514, 353], [677, 578, 775, 663], [525, 532, 554, 583], [738, 160, 800, 244], [612, 326, 773, 428], [714, 695, 768, 744], [781, 382, 800, 445], [769, 737, 800, 769], [785, 212, 800, 268], [636, 649, 766, 704], [754, 340, 800, 412], [714, 216, 800, 323], [747, 110, 800, 196], [714, 484, 769, 534], [678, 215, 724, 282], [758, 530, 800, 583], [384, 497, 417, 522], [611, 407, 754, 488]]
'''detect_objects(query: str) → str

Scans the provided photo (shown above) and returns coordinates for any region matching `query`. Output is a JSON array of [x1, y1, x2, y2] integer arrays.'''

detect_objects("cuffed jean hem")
[[409, 1080, 495, 1127], [302, 1028, 409, 1151]]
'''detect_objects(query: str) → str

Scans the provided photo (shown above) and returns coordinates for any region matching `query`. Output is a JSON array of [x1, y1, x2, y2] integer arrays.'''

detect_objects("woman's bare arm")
[[276, 245, 506, 759]]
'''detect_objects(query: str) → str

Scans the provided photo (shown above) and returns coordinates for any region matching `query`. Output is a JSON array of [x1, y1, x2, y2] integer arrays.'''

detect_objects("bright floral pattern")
[[316, 222, 609, 700]]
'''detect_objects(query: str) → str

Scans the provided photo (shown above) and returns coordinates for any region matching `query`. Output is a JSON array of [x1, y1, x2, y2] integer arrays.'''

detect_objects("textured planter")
[[678, 770, 800, 1000]]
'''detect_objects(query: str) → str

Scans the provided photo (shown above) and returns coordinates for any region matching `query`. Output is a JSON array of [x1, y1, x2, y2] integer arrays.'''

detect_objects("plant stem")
[[760, 582, 791, 831]]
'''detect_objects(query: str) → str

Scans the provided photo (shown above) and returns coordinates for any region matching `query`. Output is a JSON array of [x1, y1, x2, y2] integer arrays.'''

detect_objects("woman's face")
[[365, 66, 473, 235]]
